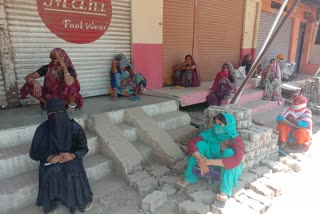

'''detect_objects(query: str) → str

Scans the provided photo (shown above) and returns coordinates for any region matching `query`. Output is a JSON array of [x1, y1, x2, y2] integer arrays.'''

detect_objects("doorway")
[[295, 23, 306, 73]]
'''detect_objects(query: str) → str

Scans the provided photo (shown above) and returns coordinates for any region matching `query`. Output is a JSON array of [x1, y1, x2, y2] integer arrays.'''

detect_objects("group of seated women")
[[20, 49, 147, 113]]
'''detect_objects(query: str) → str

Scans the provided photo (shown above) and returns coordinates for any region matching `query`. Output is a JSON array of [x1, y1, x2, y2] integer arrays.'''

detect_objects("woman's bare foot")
[[176, 180, 189, 188], [216, 193, 228, 202]]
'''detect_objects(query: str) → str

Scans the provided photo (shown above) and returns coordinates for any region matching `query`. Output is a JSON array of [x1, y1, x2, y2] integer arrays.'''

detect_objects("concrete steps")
[[117, 122, 152, 162], [153, 111, 191, 131], [0, 132, 99, 180], [0, 154, 112, 213]]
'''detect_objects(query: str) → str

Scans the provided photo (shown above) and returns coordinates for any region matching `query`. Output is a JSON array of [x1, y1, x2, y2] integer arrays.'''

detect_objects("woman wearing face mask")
[[260, 58, 283, 104], [20, 48, 83, 114], [277, 95, 312, 150], [177, 113, 244, 202], [207, 63, 235, 106]]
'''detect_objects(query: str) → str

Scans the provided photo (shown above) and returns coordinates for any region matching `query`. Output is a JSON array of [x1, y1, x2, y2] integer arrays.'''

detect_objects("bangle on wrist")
[[28, 78, 35, 85]]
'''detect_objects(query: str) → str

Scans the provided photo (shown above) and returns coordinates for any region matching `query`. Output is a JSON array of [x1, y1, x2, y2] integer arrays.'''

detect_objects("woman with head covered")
[[177, 113, 244, 202]]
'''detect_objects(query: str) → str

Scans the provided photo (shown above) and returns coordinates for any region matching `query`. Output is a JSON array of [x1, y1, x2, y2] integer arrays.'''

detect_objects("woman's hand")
[[59, 152, 76, 163], [47, 155, 61, 164], [197, 156, 209, 175], [33, 81, 42, 97], [113, 60, 119, 67]]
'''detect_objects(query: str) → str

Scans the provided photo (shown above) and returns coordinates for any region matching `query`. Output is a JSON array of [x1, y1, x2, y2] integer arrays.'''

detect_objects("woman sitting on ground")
[[177, 113, 244, 202], [110, 54, 147, 101], [30, 99, 93, 214], [173, 55, 201, 87], [207, 63, 235, 106], [20, 48, 83, 114], [277, 95, 312, 150], [260, 58, 283, 104], [242, 54, 253, 76]]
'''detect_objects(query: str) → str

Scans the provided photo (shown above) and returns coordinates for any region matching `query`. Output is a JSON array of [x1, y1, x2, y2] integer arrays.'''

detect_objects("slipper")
[[128, 96, 141, 101], [176, 181, 188, 188], [216, 193, 228, 202]]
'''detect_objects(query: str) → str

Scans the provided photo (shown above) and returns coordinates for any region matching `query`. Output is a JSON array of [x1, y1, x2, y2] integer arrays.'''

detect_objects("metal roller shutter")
[[163, 0, 195, 86], [257, 12, 292, 67], [4, 0, 131, 101], [197, 0, 245, 81]]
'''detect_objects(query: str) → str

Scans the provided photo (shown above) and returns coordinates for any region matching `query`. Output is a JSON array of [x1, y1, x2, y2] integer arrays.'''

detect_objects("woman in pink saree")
[[20, 48, 83, 114]]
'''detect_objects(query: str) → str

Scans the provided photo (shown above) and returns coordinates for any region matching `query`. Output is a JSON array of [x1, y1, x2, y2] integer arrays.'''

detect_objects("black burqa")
[[30, 99, 92, 214]]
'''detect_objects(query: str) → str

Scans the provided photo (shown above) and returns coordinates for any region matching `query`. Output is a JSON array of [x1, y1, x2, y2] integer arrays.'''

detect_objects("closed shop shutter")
[[257, 12, 292, 67], [197, 0, 245, 81], [4, 0, 131, 101], [163, 0, 195, 86], [0, 63, 7, 107]]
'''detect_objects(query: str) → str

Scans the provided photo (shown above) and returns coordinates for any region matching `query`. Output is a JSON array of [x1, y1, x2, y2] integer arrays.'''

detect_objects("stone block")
[[135, 177, 158, 196], [250, 181, 274, 199], [246, 160, 255, 170], [256, 177, 282, 196], [158, 176, 180, 186], [161, 184, 177, 197], [232, 180, 247, 197], [253, 148, 261, 157], [246, 151, 255, 160], [239, 172, 258, 184], [188, 190, 216, 205], [264, 161, 290, 173], [235, 194, 266, 213], [237, 120, 252, 129], [178, 200, 209, 214], [239, 128, 262, 142], [279, 157, 303, 172], [186, 183, 208, 194], [127, 171, 150, 186], [243, 140, 254, 152], [243, 189, 272, 208], [141, 191, 167, 213], [211, 198, 258, 214], [149, 165, 171, 178], [249, 166, 272, 178]]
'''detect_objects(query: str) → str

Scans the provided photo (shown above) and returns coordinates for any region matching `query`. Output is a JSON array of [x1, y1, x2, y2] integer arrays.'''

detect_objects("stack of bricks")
[[303, 77, 320, 106], [204, 104, 279, 171]]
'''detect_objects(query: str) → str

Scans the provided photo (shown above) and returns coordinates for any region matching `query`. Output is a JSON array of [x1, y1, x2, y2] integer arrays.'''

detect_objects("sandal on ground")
[[176, 181, 189, 188], [67, 103, 77, 115], [216, 193, 228, 202], [84, 201, 94, 212]]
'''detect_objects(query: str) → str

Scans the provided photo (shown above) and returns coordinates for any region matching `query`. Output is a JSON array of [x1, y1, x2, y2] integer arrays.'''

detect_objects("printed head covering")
[[49, 48, 77, 78], [115, 54, 133, 70]]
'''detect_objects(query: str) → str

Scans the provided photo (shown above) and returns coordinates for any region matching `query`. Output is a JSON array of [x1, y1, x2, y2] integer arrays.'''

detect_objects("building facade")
[[0, 0, 318, 108]]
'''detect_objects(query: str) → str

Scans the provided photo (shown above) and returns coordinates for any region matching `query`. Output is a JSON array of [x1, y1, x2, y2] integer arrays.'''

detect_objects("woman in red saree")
[[207, 63, 235, 106], [20, 48, 83, 114]]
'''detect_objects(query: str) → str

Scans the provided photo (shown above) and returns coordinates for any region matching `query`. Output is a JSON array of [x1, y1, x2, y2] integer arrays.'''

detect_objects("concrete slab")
[[0, 95, 172, 130], [146, 80, 257, 107]]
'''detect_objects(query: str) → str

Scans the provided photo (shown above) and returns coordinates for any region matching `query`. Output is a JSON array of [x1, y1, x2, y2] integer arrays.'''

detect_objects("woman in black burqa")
[[29, 98, 93, 214]]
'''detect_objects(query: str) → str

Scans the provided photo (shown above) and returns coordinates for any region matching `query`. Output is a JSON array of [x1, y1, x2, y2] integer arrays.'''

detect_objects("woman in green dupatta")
[[177, 113, 242, 201]]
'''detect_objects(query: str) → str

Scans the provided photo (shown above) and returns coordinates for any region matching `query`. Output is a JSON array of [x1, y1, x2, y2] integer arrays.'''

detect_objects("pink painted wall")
[[133, 44, 163, 89]]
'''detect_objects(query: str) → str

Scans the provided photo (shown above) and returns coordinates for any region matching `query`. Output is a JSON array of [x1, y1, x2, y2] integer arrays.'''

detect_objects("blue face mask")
[[213, 123, 227, 135]]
